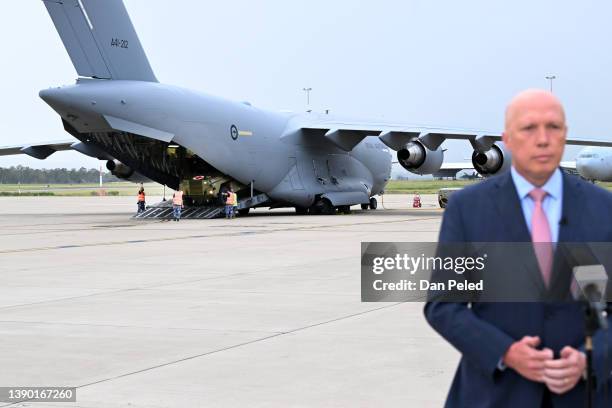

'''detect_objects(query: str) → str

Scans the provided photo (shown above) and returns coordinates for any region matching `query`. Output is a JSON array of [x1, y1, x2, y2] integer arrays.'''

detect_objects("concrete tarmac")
[[0, 195, 458, 407]]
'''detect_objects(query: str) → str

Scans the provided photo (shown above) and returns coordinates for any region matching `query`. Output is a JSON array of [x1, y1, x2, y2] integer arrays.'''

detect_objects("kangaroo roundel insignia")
[[230, 125, 239, 140]]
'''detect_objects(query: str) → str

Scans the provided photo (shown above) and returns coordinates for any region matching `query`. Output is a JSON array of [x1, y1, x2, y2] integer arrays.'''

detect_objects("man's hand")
[[543, 346, 586, 395], [503, 336, 554, 382]]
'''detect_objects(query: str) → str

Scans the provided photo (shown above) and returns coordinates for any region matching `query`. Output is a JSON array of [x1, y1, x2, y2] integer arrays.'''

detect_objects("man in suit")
[[424, 89, 612, 407]]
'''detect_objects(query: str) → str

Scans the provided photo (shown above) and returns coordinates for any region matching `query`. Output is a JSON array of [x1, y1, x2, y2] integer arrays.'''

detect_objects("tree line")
[[0, 166, 119, 184]]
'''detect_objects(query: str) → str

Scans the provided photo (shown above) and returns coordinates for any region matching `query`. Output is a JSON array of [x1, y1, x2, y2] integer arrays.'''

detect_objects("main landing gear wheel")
[[361, 204, 369, 210], [369, 197, 378, 210], [238, 208, 250, 216], [338, 205, 351, 214], [295, 207, 309, 215], [311, 198, 336, 215]]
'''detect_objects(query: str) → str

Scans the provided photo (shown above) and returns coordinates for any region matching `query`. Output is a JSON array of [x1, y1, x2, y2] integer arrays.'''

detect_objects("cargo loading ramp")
[[133, 193, 270, 220]]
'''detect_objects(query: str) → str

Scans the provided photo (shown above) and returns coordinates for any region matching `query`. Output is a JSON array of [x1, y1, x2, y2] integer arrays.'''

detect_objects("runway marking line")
[[0, 217, 440, 255]]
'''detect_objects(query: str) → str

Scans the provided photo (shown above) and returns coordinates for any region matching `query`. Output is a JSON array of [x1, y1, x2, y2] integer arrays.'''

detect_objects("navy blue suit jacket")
[[424, 170, 612, 408]]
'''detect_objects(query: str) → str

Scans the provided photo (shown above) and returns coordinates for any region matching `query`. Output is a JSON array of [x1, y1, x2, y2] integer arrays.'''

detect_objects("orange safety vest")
[[137, 192, 145, 202], [225, 192, 235, 205], [173, 191, 184, 206]]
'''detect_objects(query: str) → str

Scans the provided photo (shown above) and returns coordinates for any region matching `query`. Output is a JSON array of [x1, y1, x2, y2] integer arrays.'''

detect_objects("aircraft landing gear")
[[338, 205, 351, 214], [311, 198, 336, 215], [295, 207, 309, 215], [362, 197, 378, 210], [238, 208, 250, 216]]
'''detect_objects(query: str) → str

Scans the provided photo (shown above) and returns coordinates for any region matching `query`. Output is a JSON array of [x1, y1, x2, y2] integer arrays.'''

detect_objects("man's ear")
[[502, 131, 510, 146]]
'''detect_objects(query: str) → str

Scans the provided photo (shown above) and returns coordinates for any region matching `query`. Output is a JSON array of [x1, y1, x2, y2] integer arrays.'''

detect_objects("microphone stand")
[[584, 302, 610, 408]]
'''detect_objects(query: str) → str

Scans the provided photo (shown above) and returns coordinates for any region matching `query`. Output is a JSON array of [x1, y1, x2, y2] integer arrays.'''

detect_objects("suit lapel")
[[557, 172, 585, 243], [493, 172, 546, 293], [493, 172, 532, 242], [550, 172, 586, 295]]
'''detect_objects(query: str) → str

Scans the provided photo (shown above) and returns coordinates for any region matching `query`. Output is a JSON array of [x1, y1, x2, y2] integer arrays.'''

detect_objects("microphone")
[[572, 264, 609, 330]]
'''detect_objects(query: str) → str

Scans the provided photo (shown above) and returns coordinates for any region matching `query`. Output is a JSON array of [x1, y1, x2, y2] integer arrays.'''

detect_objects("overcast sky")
[[1, 0, 611, 170]]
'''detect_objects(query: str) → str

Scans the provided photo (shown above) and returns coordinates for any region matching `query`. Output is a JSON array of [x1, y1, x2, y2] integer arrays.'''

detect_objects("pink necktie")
[[529, 188, 553, 288]]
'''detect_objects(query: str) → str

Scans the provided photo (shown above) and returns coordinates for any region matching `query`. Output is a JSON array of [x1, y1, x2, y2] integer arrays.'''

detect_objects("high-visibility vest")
[[225, 192, 235, 205], [173, 191, 184, 206], [137, 192, 145, 202], [232, 192, 238, 207]]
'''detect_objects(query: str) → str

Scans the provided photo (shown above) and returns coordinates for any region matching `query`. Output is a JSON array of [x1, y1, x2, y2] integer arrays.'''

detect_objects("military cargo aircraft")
[[1, 0, 612, 216]]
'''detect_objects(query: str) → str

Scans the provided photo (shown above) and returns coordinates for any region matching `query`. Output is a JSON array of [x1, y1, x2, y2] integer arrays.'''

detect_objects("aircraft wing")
[[299, 123, 494, 151], [559, 161, 579, 177], [560, 161, 577, 170], [0, 140, 76, 160], [299, 122, 612, 152]]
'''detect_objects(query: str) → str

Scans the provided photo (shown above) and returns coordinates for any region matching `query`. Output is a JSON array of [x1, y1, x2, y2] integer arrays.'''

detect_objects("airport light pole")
[[545, 75, 556, 93], [303, 87, 312, 107]]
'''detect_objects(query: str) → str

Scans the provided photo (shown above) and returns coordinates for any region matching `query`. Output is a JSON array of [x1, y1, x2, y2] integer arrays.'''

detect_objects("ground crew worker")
[[172, 190, 184, 221], [137, 187, 146, 214], [232, 190, 238, 217], [225, 188, 235, 219], [413, 192, 422, 208]]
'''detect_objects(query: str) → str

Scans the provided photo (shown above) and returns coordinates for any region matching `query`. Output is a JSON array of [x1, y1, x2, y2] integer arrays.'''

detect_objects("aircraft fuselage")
[[576, 146, 612, 182], [40, 79, 392, 208]]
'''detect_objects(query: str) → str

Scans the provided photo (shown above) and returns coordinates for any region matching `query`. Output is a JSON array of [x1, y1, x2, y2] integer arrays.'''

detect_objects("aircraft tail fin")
[[42, 0, 157, 82]]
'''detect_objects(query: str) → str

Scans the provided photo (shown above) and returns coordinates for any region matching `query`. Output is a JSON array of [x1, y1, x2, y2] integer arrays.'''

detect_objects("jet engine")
[[471, 143, 512, 176], [397, 141, 444, 175], [106, 160, 150, 182]]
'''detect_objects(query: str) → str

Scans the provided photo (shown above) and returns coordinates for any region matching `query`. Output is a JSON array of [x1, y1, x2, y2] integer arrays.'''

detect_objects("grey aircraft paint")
[[576, 147, 612, 182]]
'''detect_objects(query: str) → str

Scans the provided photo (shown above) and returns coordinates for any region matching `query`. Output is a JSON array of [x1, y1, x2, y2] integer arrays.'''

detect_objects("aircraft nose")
[[577, 158, 595, 179]]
